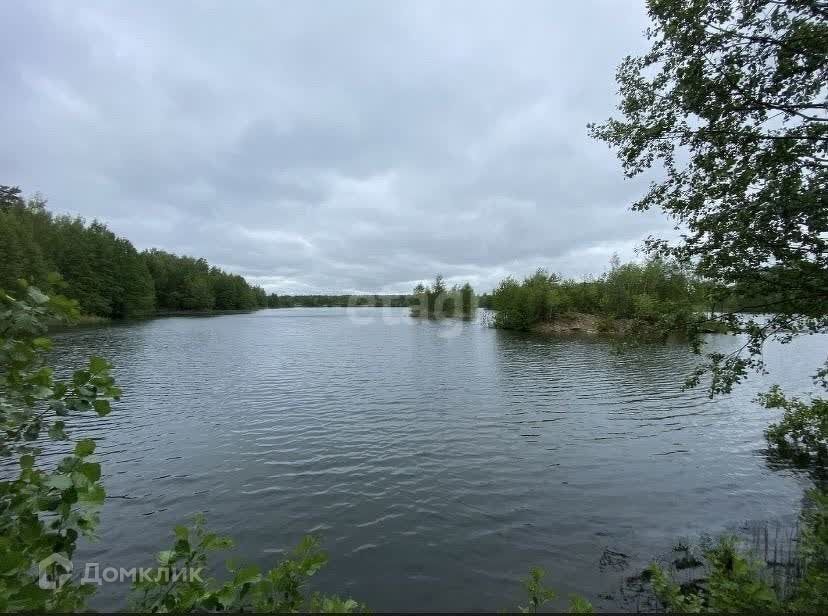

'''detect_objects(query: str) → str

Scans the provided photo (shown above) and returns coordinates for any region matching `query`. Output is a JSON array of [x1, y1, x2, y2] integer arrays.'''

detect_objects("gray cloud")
[[1, 0, 672, 294]]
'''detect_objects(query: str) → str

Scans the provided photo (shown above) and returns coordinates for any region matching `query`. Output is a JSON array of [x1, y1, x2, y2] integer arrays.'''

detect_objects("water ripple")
[[27, 308, 819, 612]]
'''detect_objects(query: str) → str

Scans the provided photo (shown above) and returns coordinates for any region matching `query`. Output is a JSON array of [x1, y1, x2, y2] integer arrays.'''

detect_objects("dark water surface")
[[45, 308, 820, 610]]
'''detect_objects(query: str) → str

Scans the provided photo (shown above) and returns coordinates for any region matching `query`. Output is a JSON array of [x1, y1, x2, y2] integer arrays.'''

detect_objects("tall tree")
[[589, 0, 828, 392], [0, 193, 49, 289]]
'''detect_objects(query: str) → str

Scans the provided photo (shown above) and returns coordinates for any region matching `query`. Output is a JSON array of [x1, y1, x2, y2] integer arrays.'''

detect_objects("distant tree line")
[[0, 186, 267, 318], [267, 294, 412, 308], [410, 275, 477, 318]]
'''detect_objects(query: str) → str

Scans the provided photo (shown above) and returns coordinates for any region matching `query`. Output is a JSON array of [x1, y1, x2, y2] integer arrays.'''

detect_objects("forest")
[[0, 186, 268, 318]]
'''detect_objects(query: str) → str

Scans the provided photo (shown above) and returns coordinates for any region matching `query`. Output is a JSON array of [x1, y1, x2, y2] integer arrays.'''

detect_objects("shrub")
[[759, 386, 828, 467], [490, 258, 703, 332]]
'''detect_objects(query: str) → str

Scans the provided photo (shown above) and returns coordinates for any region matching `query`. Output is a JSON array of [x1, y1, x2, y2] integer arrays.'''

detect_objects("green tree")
[[490, 259, 701, 331], [0, 206, 49, 291], [110, 238, 155, 318], [410, 276, 476, 318], [460, 282, 476, 316], [588, 0, 827, 393], [0, 186, 268, 319], [181, 276, 215, 311]]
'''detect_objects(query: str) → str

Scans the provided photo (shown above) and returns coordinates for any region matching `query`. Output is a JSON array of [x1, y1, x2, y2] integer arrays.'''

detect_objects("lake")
[[45, 308, 819, 611]]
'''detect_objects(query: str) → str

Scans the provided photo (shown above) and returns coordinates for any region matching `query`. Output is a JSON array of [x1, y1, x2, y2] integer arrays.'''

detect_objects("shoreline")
[[520, 312, 730, 338], [153, 308, 263, 317], [49, 308, 266, 331], [530, 312, 633, 337]]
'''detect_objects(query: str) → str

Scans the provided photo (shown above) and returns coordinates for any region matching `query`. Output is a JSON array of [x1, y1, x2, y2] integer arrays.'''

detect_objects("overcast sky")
[[1, 1, 673, 294]]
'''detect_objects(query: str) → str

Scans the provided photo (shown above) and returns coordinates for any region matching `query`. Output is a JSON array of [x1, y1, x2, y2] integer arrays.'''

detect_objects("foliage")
[[1, 189, 155, 319], [0, 282, 120, 611], [645, 348, 828, 612], [649, 489, 828, 613], [649, 537, 780, 612], [519, 567, 593, 614], [410, 275, 477, 318], [477, 292, 492, 309], [143, 249, 266, 312], [788, 489, 828, 613], [491, 258, 703, 332], [759, 386, 827, 468], [519, 567, 556, 613], [589, 0, 827, 394], [0, 188, 49, 294], [130, 518, 363, 613], [0, 186, 267, 318]]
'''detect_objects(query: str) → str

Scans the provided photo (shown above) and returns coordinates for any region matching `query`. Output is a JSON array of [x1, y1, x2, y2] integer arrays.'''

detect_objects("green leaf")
[[92, 399, 111, 416], [51, 400, 68, 416], [32, 385, 53, 399], [46, 271, 63, 284], [78, 462, 101, 482], [27, 286, 49, 304], [89, 356, 109, 374], [174, 538, 191, 555], [48, 421, 68, 440], [78, 386, 94, 398], [234, 564, 260, 585], [79, 484, 105, 505], [74, 439, 96, 457], [19, 454, 34, 469], [32, 337, 52, 350], [46, 474, 73, 491], [216, 586, 237, 608]]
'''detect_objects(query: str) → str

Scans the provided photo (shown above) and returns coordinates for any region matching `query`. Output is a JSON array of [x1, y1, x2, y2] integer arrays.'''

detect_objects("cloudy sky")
[[1, 0, 672, 294]]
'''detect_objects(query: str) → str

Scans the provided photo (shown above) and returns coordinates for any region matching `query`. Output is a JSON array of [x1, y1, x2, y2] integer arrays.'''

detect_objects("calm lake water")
[[44, 308, 821, 611]]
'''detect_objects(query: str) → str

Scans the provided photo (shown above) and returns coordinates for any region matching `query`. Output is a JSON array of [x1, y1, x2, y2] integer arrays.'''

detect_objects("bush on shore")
[[490, 257, 703, 333], [410, 275, 477, 319]]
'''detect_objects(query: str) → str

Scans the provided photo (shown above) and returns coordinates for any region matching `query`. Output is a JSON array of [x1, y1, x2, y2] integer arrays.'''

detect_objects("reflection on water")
[[39, 308, 818, 611]]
